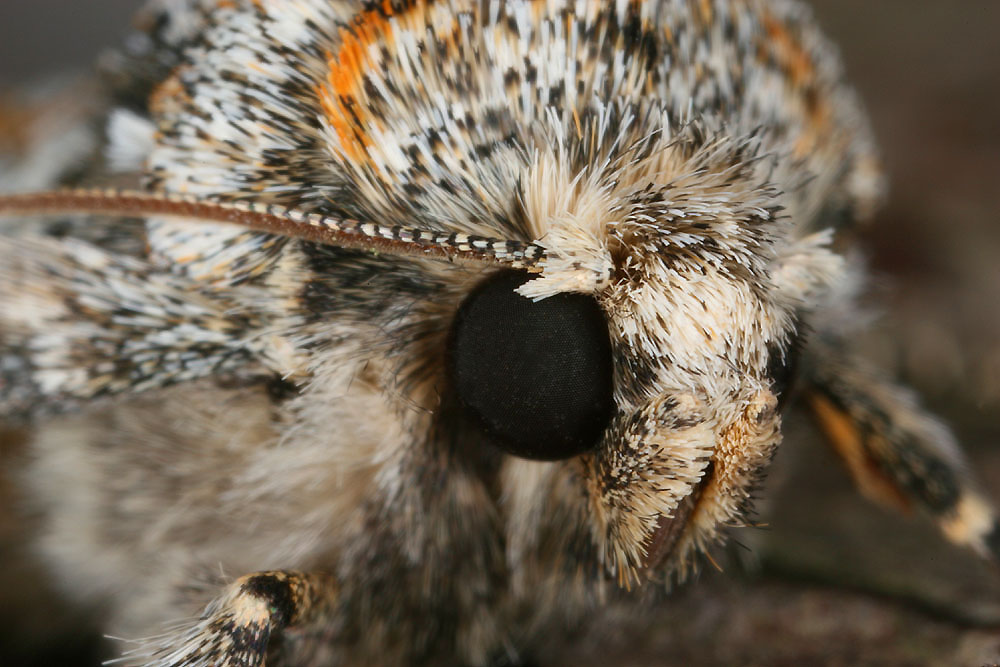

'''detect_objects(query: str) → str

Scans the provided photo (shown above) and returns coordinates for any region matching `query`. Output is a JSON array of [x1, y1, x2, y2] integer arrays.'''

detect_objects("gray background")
[[0, 0, 138, 88]]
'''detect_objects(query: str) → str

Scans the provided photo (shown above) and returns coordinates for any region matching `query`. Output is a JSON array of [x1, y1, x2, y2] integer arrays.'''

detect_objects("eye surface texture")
[[447, 270, 615, 461]]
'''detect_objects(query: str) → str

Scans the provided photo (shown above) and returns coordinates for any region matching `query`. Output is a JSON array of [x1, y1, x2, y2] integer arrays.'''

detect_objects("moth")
[[0, 0, 996, 665]]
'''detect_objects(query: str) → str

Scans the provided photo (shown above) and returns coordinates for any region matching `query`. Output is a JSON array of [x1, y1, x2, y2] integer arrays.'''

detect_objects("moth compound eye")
[[447, 270, 615, 461]]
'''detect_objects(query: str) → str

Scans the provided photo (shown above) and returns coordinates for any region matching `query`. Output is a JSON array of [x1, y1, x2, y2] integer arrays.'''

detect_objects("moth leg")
[[803, 342, 999, 561], [117, 570, 338, 667]]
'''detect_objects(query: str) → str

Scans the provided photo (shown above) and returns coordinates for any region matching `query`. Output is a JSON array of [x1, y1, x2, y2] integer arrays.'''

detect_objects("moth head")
[[439, 125, 810, 586], [448, 258, 791, 584]]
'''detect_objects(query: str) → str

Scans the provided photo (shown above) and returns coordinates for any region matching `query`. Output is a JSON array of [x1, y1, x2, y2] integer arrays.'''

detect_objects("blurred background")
[[1, 1, 998, 665]]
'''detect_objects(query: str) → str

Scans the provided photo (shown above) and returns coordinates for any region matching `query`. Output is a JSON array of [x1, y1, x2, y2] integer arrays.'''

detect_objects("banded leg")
[[115, 570, 338, 667], [804, 342, 999, 561]]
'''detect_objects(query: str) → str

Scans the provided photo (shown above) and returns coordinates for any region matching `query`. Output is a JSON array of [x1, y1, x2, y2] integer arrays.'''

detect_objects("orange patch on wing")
[[696, 0, 714, 28], [148, 69, 190, 118], [762, 13, 814, 87], [317, 7, 398, 162], [807, 393, 913, 513], [760, 13, 834, 157]]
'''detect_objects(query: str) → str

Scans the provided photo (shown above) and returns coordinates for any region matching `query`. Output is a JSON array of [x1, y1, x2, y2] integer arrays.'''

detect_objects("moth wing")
[[0, 232, 260, 419], [804, 342, 1000, 560]]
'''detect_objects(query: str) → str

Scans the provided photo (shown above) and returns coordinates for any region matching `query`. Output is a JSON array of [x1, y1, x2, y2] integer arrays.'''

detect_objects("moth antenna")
[[0, 189, 546, 270]]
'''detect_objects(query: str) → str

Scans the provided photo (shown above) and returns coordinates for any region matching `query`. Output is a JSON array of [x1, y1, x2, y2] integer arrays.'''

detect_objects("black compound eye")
[[447, 270, 615, 461]]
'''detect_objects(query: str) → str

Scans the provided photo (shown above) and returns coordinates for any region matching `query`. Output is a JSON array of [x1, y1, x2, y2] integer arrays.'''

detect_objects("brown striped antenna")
[[0, 189, 547, 270]]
